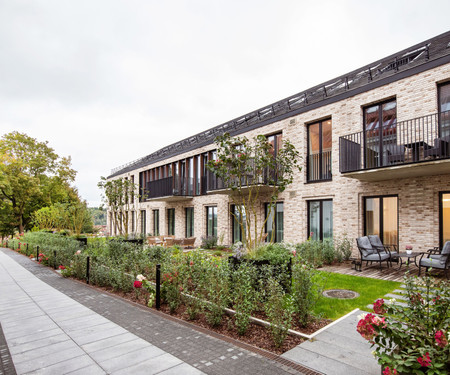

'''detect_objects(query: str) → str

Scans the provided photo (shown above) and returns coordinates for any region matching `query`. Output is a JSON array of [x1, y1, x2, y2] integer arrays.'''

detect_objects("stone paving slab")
[[0, 250, 204, 375]]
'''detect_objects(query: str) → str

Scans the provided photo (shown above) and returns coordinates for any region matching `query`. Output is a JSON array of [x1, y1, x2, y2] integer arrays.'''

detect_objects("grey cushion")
[[357, 236, 374, 256], [368, 235, 384, 249], [363, 253, 390, 261], [420, 258, 446, 269], [441, 241, 450, 256]]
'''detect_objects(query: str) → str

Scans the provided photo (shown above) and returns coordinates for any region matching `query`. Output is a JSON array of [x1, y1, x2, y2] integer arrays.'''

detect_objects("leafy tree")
[[98, 177, 139, 237], [207, 132, 301, 252], [0, 132, 77, 233]]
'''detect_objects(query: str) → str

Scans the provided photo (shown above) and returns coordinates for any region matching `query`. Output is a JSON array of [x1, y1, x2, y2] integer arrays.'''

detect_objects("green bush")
[[201, 235, 217, 249]]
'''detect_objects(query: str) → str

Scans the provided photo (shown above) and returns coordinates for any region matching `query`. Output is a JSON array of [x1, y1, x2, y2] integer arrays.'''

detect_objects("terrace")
[[339, 110, 450, 181]]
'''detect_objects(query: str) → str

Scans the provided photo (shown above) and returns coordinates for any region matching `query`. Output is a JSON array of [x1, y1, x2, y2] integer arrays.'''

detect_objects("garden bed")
[[92, 283, 330, 355]]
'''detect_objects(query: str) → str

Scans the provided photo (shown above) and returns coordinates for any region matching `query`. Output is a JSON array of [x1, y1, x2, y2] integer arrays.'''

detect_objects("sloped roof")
[[109, 30, 450, 178]]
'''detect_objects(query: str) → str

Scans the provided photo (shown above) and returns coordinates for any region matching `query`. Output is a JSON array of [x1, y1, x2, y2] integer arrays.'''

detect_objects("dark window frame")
[[167, 208, 175, 236], [264, 202, 284, 243], [185, 207, 194, 238], [231, 204, 246, 243], [140, 209, 146, 235], [439, 191, 450, 248], [306, 118, 332, 183], [307, 199, 333, 241], [152, 209, 159, 236], [206, 206, 218, 237], [363, 195, 399, 246]]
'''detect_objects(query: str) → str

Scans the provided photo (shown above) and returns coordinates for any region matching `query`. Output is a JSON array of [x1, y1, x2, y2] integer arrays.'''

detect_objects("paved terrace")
[[0, 248, 382, 375]]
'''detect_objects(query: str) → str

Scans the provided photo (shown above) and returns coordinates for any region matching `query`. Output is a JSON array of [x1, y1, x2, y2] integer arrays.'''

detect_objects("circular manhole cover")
[[322, 289, 359, 299]]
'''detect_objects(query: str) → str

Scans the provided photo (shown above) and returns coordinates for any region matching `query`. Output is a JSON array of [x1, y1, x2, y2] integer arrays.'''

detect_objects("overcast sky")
[[1, 0, 449, 207]]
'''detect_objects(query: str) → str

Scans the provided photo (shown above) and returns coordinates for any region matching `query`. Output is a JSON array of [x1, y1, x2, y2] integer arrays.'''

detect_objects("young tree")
[[0, 132, 76, 233], [207, 132, 301, 252], [98, 177, 139, 237]]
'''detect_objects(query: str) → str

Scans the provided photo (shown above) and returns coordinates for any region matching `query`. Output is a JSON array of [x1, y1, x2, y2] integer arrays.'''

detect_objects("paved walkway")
[[0, 249, 316, 375]]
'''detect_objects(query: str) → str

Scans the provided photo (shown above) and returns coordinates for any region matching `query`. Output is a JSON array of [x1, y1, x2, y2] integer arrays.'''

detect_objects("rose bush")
[[357, 274, 450, 374]]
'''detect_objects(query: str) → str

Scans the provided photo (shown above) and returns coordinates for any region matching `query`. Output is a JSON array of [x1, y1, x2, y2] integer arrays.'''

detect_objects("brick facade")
[[107, 35, 450, 255]]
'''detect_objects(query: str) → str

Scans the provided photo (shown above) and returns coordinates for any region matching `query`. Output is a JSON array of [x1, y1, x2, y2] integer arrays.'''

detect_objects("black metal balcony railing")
[[308, 150, 332, 182], [339, 111, 450, 173], [144, 176, 194, 199]]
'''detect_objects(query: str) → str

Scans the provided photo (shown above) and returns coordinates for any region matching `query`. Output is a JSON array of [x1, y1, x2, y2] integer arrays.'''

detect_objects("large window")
[[440, 192, 450, 247], [364, 99, 397, 168], [438, 82, 450, 137], [308, 200, 333, 241], [231, 205, 246, 243], [265, 202, 284, 243], [140, 209, 146, 235], [131, 211, 135, 233], [153, 209, 159, 236], [307, 119, 332, 182], [186, 207, 194, 238], [206, 206, 217, 237], [167, 208, 175, 235], [364, 196, 398, 246]]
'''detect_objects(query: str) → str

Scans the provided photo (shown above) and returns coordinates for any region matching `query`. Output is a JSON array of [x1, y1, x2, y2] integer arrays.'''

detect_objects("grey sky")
[[1, 0, 449, 207]]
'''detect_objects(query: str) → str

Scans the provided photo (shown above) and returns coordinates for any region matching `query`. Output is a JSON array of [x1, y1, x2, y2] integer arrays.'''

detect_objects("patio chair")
[[356, 236, 391, 271], [367, 235, 399, 265], [418, 241, 450, 278], [182, 237, 196, 249], [387, 145, 406, 164], [424, 135, 450, 159]]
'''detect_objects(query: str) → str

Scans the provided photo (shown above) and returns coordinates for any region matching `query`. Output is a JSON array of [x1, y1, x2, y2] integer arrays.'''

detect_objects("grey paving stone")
[[23, 354, 102, 375], [8, 333, 69, 356], [87, 337, 148, 362], [12, 338, 77, 364], [6, 328, 62, 347], [65, 363, 107, 375], [157, 362, 205, 375], [80, 332, 138, 353]]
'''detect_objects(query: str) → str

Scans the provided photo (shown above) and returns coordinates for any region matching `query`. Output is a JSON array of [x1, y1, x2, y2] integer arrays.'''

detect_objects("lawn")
[[313, 271, 402, 320]]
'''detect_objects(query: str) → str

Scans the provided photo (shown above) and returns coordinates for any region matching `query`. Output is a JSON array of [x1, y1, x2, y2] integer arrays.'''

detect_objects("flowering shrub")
[[357, 275, 450, 374]]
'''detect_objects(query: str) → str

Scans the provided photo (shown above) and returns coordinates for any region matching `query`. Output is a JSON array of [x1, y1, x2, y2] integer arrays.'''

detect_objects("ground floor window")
[[186, 207, 194, 237], [265, 202, 284, 242], [308, 200, 332, 241], [206, 206, 217, 237], [231, 205, 246, 243], [153, 209, 159, 236], [140, 210, 146, 235], [167, 208, 175, 235], [131, 211, 135, 233], [440, 191, 450, 247], [364, 195, 398, 246]]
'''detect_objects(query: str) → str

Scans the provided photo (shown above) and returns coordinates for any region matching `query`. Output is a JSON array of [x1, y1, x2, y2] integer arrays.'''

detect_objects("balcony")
[[206, 166, 279, 194], [339, 111, 450, 181], [144, 176, 194, 201]]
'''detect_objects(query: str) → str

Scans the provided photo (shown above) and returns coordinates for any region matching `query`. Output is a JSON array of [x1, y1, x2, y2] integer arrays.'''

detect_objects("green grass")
[[313, 271, 402, 320]]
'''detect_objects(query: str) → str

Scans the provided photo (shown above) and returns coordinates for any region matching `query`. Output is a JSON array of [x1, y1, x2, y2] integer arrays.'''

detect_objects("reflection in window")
[[364, 196, 398, 246], [308, 200, 332, 241], [441, 192, 450, 246], [167, 208, 175, 235], [206, 206, 217, 237], [232, 205, 246, 243], [265, 202, 284, 242], [307, 119, 332, 181], [439, 82, 450, 137], [153, 209, 159, 236], [186, 207, 194, 238]]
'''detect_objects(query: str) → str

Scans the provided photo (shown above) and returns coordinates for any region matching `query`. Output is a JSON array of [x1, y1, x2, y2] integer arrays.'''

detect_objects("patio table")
[[392, 252, 422, 270]]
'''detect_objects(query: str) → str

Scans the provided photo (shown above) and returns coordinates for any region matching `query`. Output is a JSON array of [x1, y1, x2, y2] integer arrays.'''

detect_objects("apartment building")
[[107, 31, 450, 253]]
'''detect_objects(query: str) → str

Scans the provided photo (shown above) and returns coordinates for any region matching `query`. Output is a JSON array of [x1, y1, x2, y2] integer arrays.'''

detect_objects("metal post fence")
[[156, 264, 161, 309]]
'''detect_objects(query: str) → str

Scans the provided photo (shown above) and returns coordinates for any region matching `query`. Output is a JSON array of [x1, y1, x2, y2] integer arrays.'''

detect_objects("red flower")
[[373, 299, 386, 315], [435, 330, 448, 348], [383, 367, 397, 375], [417, 352, 431, 367], [58, 265, 66, 270], [189, 261, 194, 266], [133, 280, 143, 288]]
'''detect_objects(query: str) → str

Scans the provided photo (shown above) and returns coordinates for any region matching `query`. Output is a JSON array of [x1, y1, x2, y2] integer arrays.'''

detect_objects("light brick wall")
[[108, 64, 450, 253]]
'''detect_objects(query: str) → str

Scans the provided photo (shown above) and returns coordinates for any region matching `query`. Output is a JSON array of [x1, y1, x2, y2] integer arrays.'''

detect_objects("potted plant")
[[357, 274, 449, 374]]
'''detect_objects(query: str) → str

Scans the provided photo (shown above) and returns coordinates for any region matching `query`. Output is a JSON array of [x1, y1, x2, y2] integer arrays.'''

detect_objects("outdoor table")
[[393, 251, 422, 270]]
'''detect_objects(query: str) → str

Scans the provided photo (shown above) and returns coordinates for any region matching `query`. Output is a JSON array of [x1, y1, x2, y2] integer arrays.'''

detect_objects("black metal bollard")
[[86, 256, 90, 284], [36, 246, 39, 261], [156, 264, 161, 309], [26, 243, 29, 253], [53, 250, 57, 270]]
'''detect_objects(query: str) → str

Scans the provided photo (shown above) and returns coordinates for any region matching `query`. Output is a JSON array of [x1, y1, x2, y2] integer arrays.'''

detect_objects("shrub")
[[335, 234, 352, 261], [296, 240, 324, 267], [265, 278, 295, 347], [322, 239, 335, 265], [201, 235, 217, 249]]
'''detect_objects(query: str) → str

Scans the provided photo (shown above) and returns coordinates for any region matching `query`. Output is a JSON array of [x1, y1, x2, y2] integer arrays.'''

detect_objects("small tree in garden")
[[98, 177, 140, 237], [207, 132, 301, 252]]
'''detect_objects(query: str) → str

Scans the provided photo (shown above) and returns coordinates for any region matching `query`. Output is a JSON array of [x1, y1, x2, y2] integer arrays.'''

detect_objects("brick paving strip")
[[0, 248, 320, 375]]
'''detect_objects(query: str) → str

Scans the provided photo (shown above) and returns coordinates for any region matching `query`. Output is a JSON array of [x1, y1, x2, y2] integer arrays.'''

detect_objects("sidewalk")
[[0, 249, 315, 375]]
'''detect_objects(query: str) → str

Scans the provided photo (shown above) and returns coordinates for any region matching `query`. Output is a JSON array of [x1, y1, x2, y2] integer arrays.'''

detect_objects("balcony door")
[[438, 82, 450, 137], [364, 196, 398, 246], [363, 100, 397, 168], [440, 192, 450, 247], [307, 119, 332, 182]]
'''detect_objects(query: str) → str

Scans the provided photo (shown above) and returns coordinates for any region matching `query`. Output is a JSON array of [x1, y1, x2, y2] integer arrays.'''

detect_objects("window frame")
[[307, 199, 333, 241], [306, 118, 332, 183], [140, 209, 146, 235], [206, 206, 218, 237], [152, 209, 159, 236], [439, 191, 450, 248], [167, 208, 175, 236], [265, 202, 284, 243], [363, 195, 399, 246], [185, 207, 194, 238]]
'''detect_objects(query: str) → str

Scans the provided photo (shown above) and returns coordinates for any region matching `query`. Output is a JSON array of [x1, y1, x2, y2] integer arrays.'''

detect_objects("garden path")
[[0, 248, 319, 375]]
